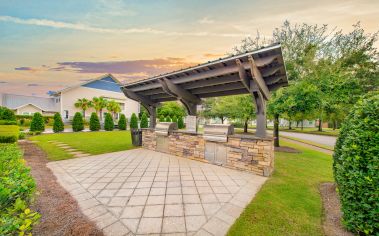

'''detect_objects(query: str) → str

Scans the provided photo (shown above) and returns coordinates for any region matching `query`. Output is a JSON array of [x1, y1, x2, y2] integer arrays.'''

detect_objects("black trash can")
[[131, 129, 142, 146]]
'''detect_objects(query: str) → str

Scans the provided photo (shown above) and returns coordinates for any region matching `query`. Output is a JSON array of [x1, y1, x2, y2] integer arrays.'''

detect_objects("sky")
[[0, 0, 378, 97]]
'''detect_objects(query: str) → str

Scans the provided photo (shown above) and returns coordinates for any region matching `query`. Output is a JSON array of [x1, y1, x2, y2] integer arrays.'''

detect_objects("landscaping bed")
[[19, 141, 103, 236]]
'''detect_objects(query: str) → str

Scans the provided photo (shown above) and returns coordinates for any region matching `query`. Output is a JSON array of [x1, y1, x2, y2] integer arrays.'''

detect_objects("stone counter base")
[[142, 129, 274, 176]]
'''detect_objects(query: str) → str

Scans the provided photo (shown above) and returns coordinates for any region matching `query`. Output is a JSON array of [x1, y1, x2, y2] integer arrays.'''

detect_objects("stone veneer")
[[142, 128, 274, 176]]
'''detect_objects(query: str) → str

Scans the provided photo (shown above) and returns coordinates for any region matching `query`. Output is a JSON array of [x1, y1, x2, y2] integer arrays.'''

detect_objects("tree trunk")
[[83, 110, 85, 119], [221, 117, 224, 124], [289, 120, 292, 130], [301, 120, 304, 130], [296, 121, 299, 128], [100, 109, 103, 121], [318, 118, 322, 132], [333, 120, 336, 130], [274, 114, 279, 147], [244, 119, 248, 133]]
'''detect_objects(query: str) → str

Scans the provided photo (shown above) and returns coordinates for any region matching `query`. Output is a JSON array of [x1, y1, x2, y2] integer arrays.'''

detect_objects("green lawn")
[[29, 131, 135, 161], [228, 140, 333, 236]]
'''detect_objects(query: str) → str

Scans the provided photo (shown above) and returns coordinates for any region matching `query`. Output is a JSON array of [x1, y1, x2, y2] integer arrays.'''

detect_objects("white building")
[[0, 74, 140, 121]]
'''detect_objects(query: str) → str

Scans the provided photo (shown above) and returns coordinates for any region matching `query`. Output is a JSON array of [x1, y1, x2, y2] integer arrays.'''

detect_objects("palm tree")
[[92, 96, 108, 121], [74, 98, 92, 118], [106, 100, 121, 119]]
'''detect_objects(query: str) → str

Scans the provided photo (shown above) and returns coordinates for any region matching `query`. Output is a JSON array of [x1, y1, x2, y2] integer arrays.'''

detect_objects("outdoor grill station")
[[122, 43, 288, 176]]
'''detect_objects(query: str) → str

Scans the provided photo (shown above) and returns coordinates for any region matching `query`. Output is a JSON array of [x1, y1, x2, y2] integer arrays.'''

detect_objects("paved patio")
[[47, 148, 267, 236]]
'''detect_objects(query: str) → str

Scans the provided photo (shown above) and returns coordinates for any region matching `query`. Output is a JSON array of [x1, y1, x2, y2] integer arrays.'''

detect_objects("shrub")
[[140, 113, 148, 128], [118, 114, 127, 130], [130, 113, 138, 129], [0, 120, 17, 125], [0, 125, 19, 143], [0, 106, 16, 121], [165, 116, 171, 122], [0, 144, 40, 235], [29, 113, 45, 132], [178, 116, 185, 129], [53, 113, 64, 133], [333, 92, 379, 235], [104, 113, 114, 131], [89, 112, 100, 131], [172, 115, 178, 124], [159, 116, 165, 122], [18, 132, 25, 140], [72, 112, 84, 132]]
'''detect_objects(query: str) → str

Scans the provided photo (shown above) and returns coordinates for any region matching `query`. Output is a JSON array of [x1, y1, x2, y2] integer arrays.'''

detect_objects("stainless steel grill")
[[155, 122, 178, 136], [203, 124, 234, 143]]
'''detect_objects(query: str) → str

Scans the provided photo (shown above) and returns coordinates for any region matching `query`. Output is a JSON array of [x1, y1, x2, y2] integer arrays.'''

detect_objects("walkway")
[[47, 140, 91, 158], [280, 131, 337, 147], [47, 148, 267, 236]]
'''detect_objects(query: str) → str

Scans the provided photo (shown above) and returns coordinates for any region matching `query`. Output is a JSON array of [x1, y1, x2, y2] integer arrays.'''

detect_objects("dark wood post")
[[274, 113, 279, 147]]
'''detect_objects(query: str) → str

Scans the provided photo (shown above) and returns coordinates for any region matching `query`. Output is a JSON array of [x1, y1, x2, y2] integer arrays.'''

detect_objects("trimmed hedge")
[[0, 120, 17, 125], [0, 106, 16, 121], [72, 112, 84, 132], [159, 116, 165, 122], [53, 113, 64, 133], [104, 113, 114, 131], [118, 114, 127, 130], [333, 92, 379, 235], [178, 116, 185, 129], [89, 112, 100, 131], [130, 113, 138, 129], [29, 113, 45, 132], [140, 113, 148, 128], [172, 115, 178, 124], [165, 116, 171, 122], [0, 125, 19, 143], [0, 144, 40, 235]]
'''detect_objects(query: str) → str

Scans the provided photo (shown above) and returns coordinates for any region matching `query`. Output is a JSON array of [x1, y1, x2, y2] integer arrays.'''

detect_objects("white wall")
[[60, 86, 139, 121], [16, 104, 42, 115]]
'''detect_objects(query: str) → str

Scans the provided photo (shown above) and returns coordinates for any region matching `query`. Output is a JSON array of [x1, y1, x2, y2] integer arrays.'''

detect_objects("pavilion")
[[121, 43, 288, 137]]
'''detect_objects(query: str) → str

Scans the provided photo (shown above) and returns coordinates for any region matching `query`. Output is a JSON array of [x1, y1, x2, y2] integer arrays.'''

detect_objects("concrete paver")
[[48, 148, 267, 235]]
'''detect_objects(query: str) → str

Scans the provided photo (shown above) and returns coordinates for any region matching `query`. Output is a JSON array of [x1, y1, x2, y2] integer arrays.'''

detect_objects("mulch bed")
[[274, 146, 302, 153], [320, 182, 353, 236], [19, 141, 104, 236]]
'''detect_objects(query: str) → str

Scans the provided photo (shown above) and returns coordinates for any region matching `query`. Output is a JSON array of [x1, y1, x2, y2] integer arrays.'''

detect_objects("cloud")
[[27, 83, 39, 86], [203, 53, 225, 59], [198, 17, 215, 24], [0, 81, 7, 84], [0, 15, 248, 38], [15, 66, 33, 71]]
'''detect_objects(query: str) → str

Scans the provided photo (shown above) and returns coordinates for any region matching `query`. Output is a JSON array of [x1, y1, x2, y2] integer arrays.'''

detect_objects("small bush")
[[159, 116, 165, 122], [0, 120, 17, 125], [29, 113, 45, 132], [333, 92, 379, 235], [0, 106, 16, 121], [165, 116, 171, 122], [118, 114, 127, 130], [53, 113, 64, 133], [0, 144, 40, 235], [140, 113, 148, 128], [172, 115, 178, 124], [18, 132, 25, 140], [89, 112, 100, 131], [178, 116, 185, 129], [104, 113, 114, 131], [72, 112, 84, 132], [130, 113, 138, 129]]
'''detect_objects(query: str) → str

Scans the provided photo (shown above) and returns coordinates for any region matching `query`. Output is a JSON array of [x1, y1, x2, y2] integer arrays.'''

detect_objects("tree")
[[92, 97, 108, 121], [89, 112, 100, 131], [0, 106, 16, 121], [130, 113, 138, 129], [74, 98, 92, 118], [118, 114, 127, 130], [177, 116, 185, 129], [53, 113, 64, 133], [30, 112, 45, 132], [106, 100, 121, 120], [140, 113, 148, 128], [104, 113, 114, 131], [72, 112, 84, 132], [200, 98, 229, 124], [157, 101, 186, 118]]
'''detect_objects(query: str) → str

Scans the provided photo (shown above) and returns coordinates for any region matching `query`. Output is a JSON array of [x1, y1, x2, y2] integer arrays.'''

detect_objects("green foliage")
[[159, 115, 165, 122], [0, 144, 40, 235], [29, 112, 45, 132], [106, 100, 121, 120], [165, 116, 172, 122], [104, 113, 114, 131], [72, 112, 84, 132], [177, 116, 185, 129], [118, 114, 127, 130], [53, 113, 64, 133], [89, 112, 100, 131], [74, 98, 92, 118], [333, 92, 379, 235], [140, 113, 148, 128], [157, 101, 186, 118], [130, 113, 138, 129], [0, 106, 16, 121], [91, 96, 108, 121], [18, 132, 25, 140], [171, 115, 178, 124], [0, 120, 17, 125]]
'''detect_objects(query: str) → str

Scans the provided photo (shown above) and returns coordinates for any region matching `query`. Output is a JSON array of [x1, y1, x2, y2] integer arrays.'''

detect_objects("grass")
[[0, 125, 19, 134], [228, 140, 333, 236], [29, 131, 135, 161]]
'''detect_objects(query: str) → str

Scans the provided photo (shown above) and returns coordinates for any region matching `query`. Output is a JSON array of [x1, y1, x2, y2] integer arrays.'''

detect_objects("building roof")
[[122, 43, 288, 105], [1, 93, 59, 112]]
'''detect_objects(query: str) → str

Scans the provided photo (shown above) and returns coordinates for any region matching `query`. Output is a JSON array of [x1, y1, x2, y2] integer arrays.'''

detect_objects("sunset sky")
[[0, 0, 378, 96]]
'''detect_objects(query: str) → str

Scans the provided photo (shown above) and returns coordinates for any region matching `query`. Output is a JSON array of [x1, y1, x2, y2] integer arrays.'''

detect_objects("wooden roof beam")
[[159, 78, 201, 104], [248, 55, 271, 100], [122, 88, 156, 106], [236, 59, 251, 92]]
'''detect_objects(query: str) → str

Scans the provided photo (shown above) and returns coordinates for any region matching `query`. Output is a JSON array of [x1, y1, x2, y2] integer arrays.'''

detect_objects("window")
[[22, 112, 29, 115], [64, 110, 69, 119]]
